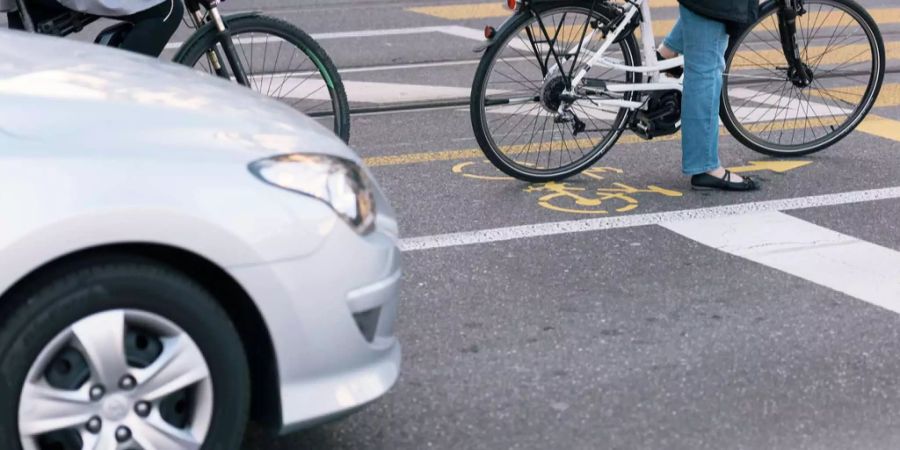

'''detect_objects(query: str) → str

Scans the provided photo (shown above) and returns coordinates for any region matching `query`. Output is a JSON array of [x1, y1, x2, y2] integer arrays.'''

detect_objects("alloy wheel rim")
[[18, 309, 214, 450]]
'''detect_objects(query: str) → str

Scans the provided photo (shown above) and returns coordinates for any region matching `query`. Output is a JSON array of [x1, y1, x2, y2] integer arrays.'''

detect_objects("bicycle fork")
[[185, 0, 251, 87], [777, 0, 813, 87]]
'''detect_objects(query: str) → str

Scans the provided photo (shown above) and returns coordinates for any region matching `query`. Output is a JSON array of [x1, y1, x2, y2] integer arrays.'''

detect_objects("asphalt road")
[[91, 0, 898, 448]]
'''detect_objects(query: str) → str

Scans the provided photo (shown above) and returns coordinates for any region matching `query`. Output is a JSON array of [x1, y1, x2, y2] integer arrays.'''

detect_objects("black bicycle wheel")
[[176, 15, 351, 143], [471, 2, 641, 182], [720, 0, 885, 156]]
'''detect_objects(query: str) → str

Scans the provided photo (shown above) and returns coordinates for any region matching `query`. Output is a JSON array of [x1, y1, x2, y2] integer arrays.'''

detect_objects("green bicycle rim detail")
[[305, 51, 335, 89]]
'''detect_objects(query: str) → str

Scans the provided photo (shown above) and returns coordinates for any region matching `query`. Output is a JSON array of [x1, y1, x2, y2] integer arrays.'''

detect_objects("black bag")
[[678, 0, 759, 35]]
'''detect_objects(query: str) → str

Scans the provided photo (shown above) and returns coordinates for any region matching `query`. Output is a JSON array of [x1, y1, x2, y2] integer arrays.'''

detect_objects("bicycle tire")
[[175, 14, 351, 143], [719, 0, 885, 157], [471, 2, 641, 183]]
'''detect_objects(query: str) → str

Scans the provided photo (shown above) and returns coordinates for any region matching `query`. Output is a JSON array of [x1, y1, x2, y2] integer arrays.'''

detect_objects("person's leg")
[[118, 0, 184, 57], [660, 17, 684, 58], [678, 4, 729, 176]]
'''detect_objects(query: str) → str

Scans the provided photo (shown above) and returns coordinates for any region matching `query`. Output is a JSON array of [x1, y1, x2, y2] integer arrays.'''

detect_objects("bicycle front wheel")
[[176, 15, 351, 143], [720, 0, 885, 156]]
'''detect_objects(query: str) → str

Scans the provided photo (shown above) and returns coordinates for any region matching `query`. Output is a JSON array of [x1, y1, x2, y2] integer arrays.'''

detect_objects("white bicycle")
[[471, 0, 885, 181]]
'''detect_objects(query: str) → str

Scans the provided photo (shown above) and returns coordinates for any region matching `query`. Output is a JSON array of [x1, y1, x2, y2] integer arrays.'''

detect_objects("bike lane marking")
[[398, 186, 900, 251], [661, 210, 900, 313], [361, 117, 863, 168], [449, 160, 811, 215]]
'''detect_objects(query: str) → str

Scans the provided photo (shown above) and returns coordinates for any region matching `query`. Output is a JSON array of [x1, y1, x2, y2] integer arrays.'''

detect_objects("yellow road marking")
[[753, 8, 900, 33], [654, 8, 900, 37], [500, 7, 900, 40], [365, 132, 676, 167], [451, 161, 512, 180], [363, 120, 810, 168], [728, 160, 812, 174], [731, 41, 900, 69], [857, 115, 900, 142], [365, 109, 898, 169], [407, 1, 900, 41], [816, 83, 900, 108], [362, 77, 899, 170], [488, 27, 898, 68], [407, 3, 508, 20]]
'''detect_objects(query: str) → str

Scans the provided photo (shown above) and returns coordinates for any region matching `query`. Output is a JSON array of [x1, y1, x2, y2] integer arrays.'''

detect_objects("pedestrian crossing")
[[400, 186, 900, 318], [663, 210, 900, 314]]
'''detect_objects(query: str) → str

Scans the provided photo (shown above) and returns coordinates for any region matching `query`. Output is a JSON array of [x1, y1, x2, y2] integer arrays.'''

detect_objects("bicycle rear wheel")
[[720, 0, 885, 156], [471, 2, 641, 182], [176, 15, 351, 143]]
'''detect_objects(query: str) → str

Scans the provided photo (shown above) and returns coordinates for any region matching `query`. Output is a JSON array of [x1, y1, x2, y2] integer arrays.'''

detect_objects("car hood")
[[0, 31, 356, 164]]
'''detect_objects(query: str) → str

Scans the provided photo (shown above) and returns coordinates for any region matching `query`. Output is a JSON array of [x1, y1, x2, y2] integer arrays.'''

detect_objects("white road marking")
[[266, 79, 501, 103], [729, 88, 851, 124], [486, 103, 619, 120], [398, 186, 900, 251], [164, 25, 487, 50], [661, 211, 900, 312]]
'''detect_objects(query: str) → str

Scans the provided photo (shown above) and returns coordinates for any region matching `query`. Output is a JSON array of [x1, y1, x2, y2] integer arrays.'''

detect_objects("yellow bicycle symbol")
[[452, 160, 682, 215]]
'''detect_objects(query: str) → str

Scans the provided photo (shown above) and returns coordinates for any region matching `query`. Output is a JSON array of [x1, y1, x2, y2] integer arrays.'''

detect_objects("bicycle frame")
[[545, 0, 685, 112], [529, 0, 808, 113]]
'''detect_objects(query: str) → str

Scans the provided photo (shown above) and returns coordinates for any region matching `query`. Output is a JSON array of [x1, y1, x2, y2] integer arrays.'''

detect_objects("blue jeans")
[[663, 6, 730, 175]]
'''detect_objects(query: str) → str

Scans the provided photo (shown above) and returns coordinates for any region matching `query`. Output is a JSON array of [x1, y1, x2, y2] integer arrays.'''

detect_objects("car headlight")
[[249, 154, 376, 234]]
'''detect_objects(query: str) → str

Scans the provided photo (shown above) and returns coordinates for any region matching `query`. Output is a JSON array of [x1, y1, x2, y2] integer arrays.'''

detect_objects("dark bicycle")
[[471, 0, 885, 181], [4, 0, 351, 142]]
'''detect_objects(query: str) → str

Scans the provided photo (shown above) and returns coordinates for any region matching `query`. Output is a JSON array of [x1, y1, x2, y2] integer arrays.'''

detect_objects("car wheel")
[[0, 256, 250, 450]]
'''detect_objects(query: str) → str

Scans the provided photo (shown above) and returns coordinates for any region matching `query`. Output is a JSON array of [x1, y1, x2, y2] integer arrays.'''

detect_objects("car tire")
[[0, 255, 250, 450]]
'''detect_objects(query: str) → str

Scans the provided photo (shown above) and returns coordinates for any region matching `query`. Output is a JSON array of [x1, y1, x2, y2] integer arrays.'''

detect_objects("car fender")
[[0, 159, 338, 297]]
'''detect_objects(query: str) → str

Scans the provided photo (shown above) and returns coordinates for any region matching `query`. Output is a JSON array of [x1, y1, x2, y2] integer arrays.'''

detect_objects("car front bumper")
[[227, 217, 402, 432]]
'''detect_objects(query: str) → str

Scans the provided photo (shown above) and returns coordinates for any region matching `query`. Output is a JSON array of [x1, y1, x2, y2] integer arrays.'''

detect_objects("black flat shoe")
[[691, 170, 760, 191], [656, 51, 683, 78]]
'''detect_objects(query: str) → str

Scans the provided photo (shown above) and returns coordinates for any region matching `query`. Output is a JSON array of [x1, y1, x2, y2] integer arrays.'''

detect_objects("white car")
[[0, 31, 401, 449]]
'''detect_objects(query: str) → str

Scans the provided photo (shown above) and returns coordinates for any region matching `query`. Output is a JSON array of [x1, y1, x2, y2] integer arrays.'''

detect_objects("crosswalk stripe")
[[662, 211, 900, 313], [398, 186, 900, 251]]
